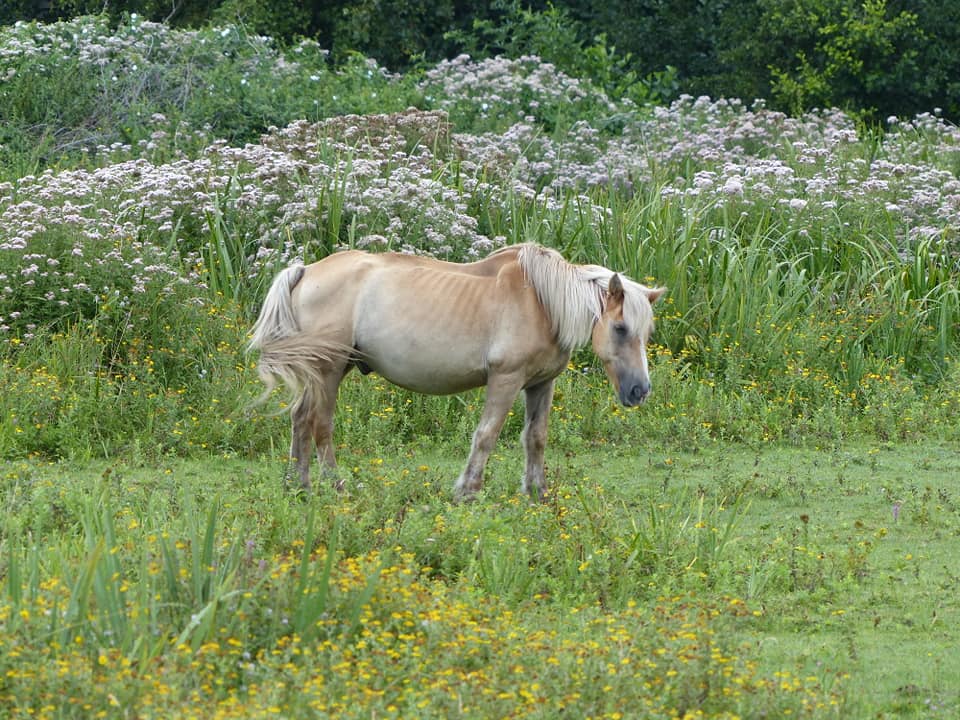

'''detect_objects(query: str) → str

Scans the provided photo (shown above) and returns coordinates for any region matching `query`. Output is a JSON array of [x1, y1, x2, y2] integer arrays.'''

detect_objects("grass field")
[[2, 14, 960, 719], [4, 438, 959, 718]]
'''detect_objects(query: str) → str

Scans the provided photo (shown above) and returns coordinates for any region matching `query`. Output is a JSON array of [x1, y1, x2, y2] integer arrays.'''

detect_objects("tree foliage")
[[719, 0, 939, 119], [3, 0, 958, 121]]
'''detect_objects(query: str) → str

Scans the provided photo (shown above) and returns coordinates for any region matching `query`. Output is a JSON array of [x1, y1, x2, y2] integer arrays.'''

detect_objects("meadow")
[[2, 14, 960, 719]]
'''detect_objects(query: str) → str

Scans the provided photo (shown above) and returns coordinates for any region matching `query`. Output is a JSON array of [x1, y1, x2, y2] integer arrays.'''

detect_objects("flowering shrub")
[[1, 18, 959, 460], [0, 15, 415, 174], [420, 53, 622, 133], [3, 94, 960, 459]]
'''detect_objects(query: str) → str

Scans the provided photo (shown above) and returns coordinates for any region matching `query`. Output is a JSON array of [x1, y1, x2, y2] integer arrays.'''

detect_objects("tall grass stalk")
[[291, 507, 337, 641], [203, 193, 252, 305], [620, 489, 749, 581]]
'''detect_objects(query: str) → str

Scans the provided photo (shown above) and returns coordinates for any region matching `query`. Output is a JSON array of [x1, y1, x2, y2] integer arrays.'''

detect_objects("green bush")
[[444, 0, 678, 107], [5, 1, 960, 121], [722, 0, 926, 120], [0, 219, 262, 459], [0, 15, 418, 176]]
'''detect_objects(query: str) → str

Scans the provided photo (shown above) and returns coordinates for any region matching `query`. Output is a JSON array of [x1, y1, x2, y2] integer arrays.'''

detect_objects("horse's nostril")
[[619, 380, 650, 406], [630, 382, 650, 402]]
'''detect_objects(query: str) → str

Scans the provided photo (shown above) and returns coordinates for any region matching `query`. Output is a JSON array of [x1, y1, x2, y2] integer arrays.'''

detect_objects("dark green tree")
[[720, 0, 929, 120], [2, 0, 958, 120]]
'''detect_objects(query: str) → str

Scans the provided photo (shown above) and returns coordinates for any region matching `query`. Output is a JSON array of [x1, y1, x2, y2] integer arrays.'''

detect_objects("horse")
[[248, 243, 665, 500]]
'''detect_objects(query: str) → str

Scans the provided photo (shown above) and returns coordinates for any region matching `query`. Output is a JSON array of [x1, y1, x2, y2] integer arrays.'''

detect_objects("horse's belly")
[[363, 347, 487, 395], [353, 276, 499, 394]]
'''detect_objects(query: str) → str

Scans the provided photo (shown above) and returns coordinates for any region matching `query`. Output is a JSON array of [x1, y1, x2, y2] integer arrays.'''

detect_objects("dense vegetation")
[[4, 0, 960, 122], [2, 15, 959, 461], [1, 13, 959, 720]]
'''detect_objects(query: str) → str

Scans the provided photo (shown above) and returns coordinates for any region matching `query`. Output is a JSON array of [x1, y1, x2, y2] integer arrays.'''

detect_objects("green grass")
[[2, 15, 960, 719], [3, 439, 958, 718]]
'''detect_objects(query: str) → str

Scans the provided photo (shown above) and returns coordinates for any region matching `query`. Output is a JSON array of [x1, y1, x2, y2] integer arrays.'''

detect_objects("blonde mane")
[[512, 244, 656, 351]]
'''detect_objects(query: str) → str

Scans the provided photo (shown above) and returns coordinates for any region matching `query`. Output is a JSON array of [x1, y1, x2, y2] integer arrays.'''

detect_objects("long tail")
[[249, 264, 305, 350], [248, 264, 347, 409]]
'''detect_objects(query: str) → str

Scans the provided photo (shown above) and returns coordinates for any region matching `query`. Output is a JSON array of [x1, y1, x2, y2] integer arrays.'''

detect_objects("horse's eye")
[[613, 322, 628, 338]]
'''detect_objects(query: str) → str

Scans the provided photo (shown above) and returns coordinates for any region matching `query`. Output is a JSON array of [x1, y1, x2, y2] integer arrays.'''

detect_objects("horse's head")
[[591, 274, 666, 407]]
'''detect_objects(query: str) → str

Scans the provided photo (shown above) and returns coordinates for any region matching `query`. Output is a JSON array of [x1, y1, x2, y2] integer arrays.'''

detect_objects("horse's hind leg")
[[289, 388, 318, 492], [311, 367, 350, 490], [521, 378, 555, 501], [289, 369, 346, 491]]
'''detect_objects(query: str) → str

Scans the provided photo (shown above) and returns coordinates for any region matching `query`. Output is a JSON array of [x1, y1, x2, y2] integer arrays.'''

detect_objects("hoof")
[[529, 488, 550, 504], [453, 485, 480, 504], [318, 466, 347, 493]]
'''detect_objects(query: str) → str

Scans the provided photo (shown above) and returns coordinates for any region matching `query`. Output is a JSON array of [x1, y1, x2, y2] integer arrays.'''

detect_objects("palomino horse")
[[249, 243, 665, 500]]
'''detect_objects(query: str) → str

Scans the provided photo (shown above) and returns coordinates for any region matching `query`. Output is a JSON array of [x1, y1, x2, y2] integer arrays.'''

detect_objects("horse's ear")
[[646, 286, 667, 304], [608, 274, 625, 304]]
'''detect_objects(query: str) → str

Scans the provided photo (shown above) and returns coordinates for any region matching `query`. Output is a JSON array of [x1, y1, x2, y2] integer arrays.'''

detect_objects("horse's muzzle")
[[618, 377, 651, 407]]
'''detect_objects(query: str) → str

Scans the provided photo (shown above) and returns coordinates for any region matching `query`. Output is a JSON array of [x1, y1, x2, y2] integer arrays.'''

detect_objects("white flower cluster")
[[3, 32, 959, 340]]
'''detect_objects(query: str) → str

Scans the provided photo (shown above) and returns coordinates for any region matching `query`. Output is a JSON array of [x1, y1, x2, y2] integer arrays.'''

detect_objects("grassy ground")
[[2, 17, 959, 719], [3, 438, 958, 718], [635, 441, 960, 719]]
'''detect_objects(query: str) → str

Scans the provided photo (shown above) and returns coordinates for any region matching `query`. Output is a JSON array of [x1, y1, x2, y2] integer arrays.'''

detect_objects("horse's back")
[[352, 251, 538, 392], [301, 246, 519, 280], [360, 246, 520, 276], [297, 247, 526, 320]]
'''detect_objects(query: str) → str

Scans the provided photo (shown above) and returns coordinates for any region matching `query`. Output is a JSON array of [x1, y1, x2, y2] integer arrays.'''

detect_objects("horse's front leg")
[[454, 374, 524, 501], [521, 378, 555, 501]]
